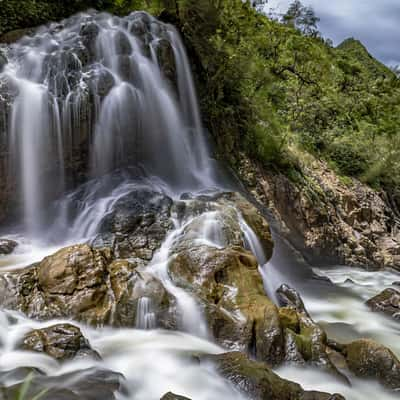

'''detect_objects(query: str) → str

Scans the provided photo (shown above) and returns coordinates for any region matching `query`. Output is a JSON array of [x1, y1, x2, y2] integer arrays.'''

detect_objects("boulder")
[[344, 339, 400, 390], [0, 368, 122, 400], [0, 238, 17, 255], [92, 189, 173, 262], [201, 352, 345, 400], [172, 191, 273, 260], [20, 324, 100, 362], [216, 192, 274, 261], [3, 244, 175, 327], [169, 245, 284, 365], [366, 288, 400, 320], [276, 285, 346, 381]]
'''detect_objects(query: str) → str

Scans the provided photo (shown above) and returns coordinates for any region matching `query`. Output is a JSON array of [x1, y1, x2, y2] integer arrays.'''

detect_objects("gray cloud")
[[266, 0, 400, 66]]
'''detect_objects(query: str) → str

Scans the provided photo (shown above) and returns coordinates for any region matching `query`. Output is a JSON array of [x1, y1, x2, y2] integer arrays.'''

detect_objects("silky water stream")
[[0, 9, 398, 400]]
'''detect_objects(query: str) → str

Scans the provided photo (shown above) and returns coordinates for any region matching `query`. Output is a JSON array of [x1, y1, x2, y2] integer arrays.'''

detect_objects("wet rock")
[[173, 191, 273, 260], [92, 189, 173, 262], [0, 238, 17, 255], [201, 352, 345, 400], [0, 50, 7, 72], [80, 21, 100, 62], [20, 323, 100, 361], [160, 393, 192, 400], [155, 38, 177, 86], [169, 245, 284, 365], [94, 68, 115, 97], [216, 192, 274, 261], [344, 339, 400, 390], [3, 244, 175, 327], [276, 285, 346, 381], [366, 288, 400, 320], [0, 367, 123, 400]]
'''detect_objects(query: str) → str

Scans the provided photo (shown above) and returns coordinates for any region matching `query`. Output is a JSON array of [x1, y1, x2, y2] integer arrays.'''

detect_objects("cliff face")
[[238, 153, 400, 270]]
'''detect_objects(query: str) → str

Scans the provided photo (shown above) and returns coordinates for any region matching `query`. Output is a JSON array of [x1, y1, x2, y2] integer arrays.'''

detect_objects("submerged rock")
[[20, 323, 100, 362], [0, 367, 123, 400], [0, 238, 17, 255], [344, 339, 400, 390], [366, 288, 400, 320], [201, 352, 345, 400]]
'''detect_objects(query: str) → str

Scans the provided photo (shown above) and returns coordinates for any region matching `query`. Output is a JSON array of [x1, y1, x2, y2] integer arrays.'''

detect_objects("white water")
[[0, 9, 399, 400], [0, 309, 245, 400]]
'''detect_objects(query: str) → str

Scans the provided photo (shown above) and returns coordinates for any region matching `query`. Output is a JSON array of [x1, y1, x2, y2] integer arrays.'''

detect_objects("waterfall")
[[0, 11, 215, 236]]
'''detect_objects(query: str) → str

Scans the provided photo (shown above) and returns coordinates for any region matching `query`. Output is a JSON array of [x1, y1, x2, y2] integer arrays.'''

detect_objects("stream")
[[0, 9, 399, 400]]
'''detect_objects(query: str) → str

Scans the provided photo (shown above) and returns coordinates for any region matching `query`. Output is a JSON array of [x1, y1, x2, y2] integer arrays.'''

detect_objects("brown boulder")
[[20, 324, 100, 362], [3, 244, 175, 327], [344, 339, 400, 390], [366, 288, 400, 320]]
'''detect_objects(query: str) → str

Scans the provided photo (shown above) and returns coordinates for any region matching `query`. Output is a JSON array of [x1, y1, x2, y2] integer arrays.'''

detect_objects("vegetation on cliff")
[[1, 0, 399, 205]]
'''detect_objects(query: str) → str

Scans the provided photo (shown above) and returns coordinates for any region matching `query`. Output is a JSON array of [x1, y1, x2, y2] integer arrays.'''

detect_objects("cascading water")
[[0, 9, 399, 400], [1, 11, 215, 236]]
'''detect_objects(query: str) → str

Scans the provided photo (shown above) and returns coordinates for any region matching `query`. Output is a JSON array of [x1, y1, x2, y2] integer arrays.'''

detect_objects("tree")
[[251, 0, 268, 13], [282, 0, 320, 37]]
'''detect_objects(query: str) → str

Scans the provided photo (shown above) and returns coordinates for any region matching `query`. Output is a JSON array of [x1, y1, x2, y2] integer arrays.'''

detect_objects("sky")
[[265, 0, 400, 66]]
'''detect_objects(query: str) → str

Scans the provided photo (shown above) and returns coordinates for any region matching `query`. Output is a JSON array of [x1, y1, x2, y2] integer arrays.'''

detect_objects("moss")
[[278, 307, 299, 332]]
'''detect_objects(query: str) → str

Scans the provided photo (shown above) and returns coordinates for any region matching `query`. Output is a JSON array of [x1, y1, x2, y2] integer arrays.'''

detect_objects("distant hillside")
[[337, 38, 394, 79]]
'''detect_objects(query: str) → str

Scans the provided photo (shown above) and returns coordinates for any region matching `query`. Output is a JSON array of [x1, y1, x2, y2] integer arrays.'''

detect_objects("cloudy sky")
[[266, 0, 400, 66]]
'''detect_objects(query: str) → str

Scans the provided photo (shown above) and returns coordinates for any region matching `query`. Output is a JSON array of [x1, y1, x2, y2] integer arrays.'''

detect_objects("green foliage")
[[282, 0, 320, 37], [15, 373, 48, 400], [168, 0, 400, 197], [0, 1, 106, 35]]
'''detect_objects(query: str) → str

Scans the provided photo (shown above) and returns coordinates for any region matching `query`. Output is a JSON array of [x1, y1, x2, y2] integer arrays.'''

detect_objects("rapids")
[[0, 9, 399, 400]]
